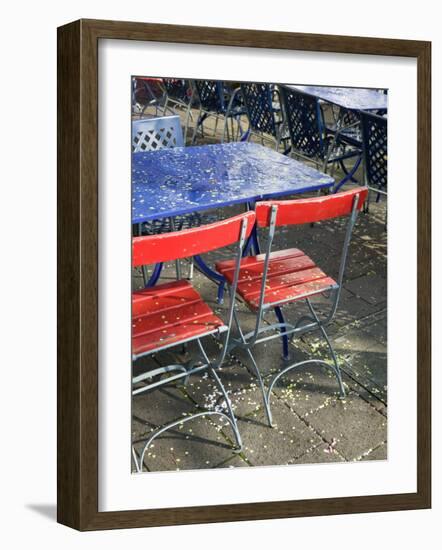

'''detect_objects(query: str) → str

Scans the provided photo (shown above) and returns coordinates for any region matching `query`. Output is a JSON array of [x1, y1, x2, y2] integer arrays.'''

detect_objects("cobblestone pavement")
[[131, 105, 387, 472]]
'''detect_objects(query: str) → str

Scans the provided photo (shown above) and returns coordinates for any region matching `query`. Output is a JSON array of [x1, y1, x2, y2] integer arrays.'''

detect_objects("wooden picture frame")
[[57, 18, 431, 531]]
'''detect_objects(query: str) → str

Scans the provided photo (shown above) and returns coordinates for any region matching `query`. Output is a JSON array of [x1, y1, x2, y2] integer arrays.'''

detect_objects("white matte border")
[[98, 39, 417, 512]]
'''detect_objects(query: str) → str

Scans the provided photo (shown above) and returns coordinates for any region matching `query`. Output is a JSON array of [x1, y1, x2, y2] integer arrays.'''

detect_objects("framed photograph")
[[57, 19, 431, 530]]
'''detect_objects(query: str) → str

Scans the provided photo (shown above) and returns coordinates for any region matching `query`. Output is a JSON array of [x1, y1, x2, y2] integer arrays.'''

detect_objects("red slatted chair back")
[[133, 211, 255, 267], [255, 187, 368, 227]]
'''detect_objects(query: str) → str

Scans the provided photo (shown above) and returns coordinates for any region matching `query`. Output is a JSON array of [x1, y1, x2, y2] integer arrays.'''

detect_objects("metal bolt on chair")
[[131, 211, 255, 472], [215, 188, 368, 426]]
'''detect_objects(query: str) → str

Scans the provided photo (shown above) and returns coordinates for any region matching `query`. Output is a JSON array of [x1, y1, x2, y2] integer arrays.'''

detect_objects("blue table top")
[[132, 142, 334, 223], [286, 85, 388, 111]]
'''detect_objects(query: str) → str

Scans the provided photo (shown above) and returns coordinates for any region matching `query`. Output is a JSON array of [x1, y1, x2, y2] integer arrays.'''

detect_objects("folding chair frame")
[[225, 190, 367, 426], [132, 213, 254, 472]]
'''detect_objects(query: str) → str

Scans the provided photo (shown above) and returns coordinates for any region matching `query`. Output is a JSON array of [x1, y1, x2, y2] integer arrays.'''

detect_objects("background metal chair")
[[360, 111, 388, 220], [132, 115, 184, 151], [191, 80, 247, 143], [132, 77, 174, 118], [215, 188, 368, 426], [279, 86, 363, 191], [131, 211, 255, 472], [162, 78, 195, 142], [240, 82, 290, 153]]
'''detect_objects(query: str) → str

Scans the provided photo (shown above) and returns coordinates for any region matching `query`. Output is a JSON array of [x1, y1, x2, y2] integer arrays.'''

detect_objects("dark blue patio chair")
[[162, 78, 195, 142], [279, 86, 363, 191], [240, 82, 290, 153], [360, 111, 387, 218], [191, 80, 247, 144]]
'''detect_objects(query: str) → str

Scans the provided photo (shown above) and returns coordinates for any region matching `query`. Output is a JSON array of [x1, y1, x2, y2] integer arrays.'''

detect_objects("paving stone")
[[228, 400, 323, 466], [304, 392, 387, 461], [343, 374, 387, 415], [132, 385, 195, 438], [345, 273, 387, 305], [289, 442, 346, 464], [334, 294, 386, 326], [343, 351, 387, 399], [183, 360, 262, 419], [334, 316, 387, 400], [357, 441, 388, 461]]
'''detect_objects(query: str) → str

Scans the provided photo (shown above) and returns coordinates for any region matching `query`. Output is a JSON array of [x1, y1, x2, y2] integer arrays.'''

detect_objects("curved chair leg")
[[263, 300, 347, 422], [232, 309, 273, 427], [195, 339, 242, 448], [266, 358, 344, 421], [132, 446, 140, 472], [306, 299, 346, 398], [208, 366, 243, 451], [135, 410, 243, 473], [245, 348, 273, 427]]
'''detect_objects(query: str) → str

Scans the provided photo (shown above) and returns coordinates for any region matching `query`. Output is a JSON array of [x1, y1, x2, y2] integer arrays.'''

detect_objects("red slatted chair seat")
[[132, 280, 226, 358], [215, 248, 337, 310]]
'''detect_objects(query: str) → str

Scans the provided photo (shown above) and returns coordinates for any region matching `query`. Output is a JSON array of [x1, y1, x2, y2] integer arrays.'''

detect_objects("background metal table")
[[285, 85, 388, 111]]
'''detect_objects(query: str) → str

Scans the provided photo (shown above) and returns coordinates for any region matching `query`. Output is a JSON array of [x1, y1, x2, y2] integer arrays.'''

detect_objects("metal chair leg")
[[135, 409, 242, 472], [233, 309, 273, 427], [306, 298, 346, 398]]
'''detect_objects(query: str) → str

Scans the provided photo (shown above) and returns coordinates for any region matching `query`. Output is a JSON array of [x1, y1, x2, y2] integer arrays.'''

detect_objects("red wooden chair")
[[215, 188, 368, 427], [132, 211, 255, 472]]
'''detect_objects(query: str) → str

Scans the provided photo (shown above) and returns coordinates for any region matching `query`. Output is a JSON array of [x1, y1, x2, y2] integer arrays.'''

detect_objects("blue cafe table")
[[285, 85, 388, 112], [132, 142, 335, 303], [132, 142, 334, 224]]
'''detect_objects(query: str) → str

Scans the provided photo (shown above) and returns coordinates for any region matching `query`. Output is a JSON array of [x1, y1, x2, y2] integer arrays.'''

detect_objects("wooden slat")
[[216, 247, 336, 309], [133, 299, 217, 338], [238, 267, 331, 301], [133, 313, 224, 356], [216, 249, 314, 284], [248, 277, 337, 308], [132, 281, 224, 356], [132, 281, 199, 317]]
